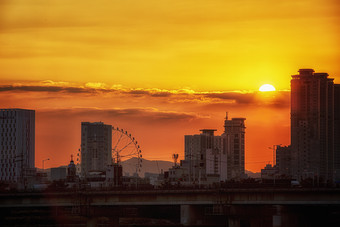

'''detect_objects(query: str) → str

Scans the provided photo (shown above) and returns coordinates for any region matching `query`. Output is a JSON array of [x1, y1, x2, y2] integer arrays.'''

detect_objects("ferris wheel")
[[112, 126, 142, 173]]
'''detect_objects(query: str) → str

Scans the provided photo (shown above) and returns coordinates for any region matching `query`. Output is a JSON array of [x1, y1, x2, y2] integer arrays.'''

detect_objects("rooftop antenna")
[[172, 154, 179, 167]]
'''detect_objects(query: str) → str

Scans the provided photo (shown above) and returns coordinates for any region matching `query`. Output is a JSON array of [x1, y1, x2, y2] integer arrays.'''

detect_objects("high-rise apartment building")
[[291, 69, 334, 182], [222, 113, 246, 179], [0, 109, 35, 184], [184, 129, 223, 183], [81, 122, 112, 177], [334, 85, 340, 181], [179, 113, 246, 184], [275, 145, 292, 177]]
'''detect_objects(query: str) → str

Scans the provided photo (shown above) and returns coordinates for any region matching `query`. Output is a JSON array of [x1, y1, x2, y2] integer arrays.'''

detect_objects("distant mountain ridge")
[[47, 158, 260, 178]]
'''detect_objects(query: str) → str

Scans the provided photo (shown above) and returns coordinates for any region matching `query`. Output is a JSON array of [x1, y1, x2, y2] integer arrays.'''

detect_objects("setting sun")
[[259, 84, 276, 92]]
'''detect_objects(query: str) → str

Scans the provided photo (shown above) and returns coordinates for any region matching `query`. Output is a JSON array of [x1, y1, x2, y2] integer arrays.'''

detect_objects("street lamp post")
[[42, 158, 50, 171]]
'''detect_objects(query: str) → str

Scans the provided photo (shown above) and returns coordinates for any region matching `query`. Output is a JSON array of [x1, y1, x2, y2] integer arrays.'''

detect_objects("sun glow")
[[259, 84, 276, 92]]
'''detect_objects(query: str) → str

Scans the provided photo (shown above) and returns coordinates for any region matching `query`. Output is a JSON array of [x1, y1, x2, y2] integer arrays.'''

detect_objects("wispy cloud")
[[0, 81, 107, 93], [202, 91, 256, 104], [0, 80, 290, 108], [38, 107, 206, 122]]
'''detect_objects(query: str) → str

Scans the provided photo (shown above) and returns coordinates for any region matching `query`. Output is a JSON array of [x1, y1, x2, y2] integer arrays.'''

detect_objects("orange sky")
[[0, 0, 339, 172]]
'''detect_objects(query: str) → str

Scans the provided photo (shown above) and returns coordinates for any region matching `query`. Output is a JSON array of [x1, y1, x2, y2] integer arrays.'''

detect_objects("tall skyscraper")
[[334, 84, 340, 181], [0, 109, 35, 184], [291, 69, 334, 182], [222, 112, 246, 179], [81, 122, 112, 177]]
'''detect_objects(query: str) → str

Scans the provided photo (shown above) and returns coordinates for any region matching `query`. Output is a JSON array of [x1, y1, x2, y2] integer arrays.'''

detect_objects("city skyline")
[[1, 0, 340, 172]]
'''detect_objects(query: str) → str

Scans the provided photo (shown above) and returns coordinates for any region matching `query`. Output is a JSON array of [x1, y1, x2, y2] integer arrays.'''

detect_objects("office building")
[[291, 69, 334, 182], [222, 113, 246, 179], [81, 122, 112, 177], [0, 109, 35, 184]]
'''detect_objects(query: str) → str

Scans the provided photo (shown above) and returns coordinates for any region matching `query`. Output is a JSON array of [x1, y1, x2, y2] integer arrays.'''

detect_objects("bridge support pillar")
[[272, 205, 282, 227], [228, 217, 240, 227], [111, 217, 119, 227], [181, 205, 202, 226], [87, 217, 97, 227], [87, 217, 119, 227]]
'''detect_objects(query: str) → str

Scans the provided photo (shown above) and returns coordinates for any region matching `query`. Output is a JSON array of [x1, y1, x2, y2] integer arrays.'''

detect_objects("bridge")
[[1, 188, 340, 226]]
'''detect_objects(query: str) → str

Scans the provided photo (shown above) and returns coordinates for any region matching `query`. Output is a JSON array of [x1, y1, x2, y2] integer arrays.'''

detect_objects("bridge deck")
[[1, 188, 340, 208]]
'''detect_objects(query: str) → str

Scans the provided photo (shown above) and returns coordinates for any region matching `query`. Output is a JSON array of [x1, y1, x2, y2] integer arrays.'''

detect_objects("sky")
[[0, 0, 339, 172]]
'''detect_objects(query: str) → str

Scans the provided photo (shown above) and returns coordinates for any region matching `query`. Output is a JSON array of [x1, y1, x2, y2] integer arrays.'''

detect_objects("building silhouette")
[[173, 112, 246, 185], [334, 84, 340, 181], [291, 69, 335, 182], [67, 155, 77, 182], [261, 164, 279, 180], [80, 122, 112, 178], [184, 129, 223, 184], [275, 145, 292, 177], [50, 167, 67, 182], [0, 109, 35, 187], [222, 113, 246, 179]]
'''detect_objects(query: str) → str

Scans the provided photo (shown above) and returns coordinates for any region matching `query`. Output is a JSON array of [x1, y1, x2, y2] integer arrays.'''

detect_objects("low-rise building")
[[261, 164, 279, 180], [51, 167, 67, 181]]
